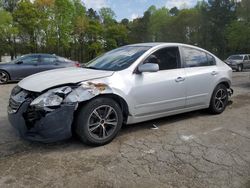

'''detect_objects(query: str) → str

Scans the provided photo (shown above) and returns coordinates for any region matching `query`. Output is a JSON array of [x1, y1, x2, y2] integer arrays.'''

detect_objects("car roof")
[[126, 42, 214, 55], [23, 53, 57, 56], [127, 42, 206, 50], [230, 54, 250, 56]]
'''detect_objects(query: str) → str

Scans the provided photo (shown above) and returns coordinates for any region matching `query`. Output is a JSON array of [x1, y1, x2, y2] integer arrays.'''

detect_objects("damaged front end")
[[8, 82, 112, 143]]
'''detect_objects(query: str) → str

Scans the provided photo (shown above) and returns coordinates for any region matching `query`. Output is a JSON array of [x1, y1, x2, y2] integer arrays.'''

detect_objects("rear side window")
[[41, 55, 57, 63], [182, 47, 216, 67], [207, 54, 216, 65]]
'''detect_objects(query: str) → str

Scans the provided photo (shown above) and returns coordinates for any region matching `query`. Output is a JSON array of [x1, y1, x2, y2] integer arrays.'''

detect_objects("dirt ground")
[[0, 71, 250, 188]]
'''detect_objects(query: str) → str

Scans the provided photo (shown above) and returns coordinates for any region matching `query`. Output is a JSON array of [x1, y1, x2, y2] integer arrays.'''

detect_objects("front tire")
[[75, 97, 123, 146], [0, 70, 9, 84], [237, 64, 243, 72], [209, 84, 228, 114]]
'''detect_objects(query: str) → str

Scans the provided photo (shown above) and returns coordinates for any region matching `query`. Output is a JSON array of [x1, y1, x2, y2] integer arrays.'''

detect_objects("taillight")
[[75, 62, 80, 67]]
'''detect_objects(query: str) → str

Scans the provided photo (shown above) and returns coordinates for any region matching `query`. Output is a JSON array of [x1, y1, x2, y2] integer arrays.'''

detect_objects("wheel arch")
[[209, 79, 231, 104], [77, 93, 130, 123], [216, 78, 231, 89], [219, 81, 230, 89]]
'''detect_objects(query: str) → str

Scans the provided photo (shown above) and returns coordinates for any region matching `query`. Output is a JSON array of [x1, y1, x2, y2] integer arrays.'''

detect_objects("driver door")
[[130, 46, 186, 117]]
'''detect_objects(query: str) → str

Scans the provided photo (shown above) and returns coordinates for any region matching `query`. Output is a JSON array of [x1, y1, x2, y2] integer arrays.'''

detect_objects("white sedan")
[[8, 43, 233, 146]]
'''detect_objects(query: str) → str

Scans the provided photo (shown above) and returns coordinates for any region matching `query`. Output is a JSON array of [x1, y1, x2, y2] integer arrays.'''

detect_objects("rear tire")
[[208, 84, 228, 114], [75, 97, 123, 146], [0, 70, 9, 84]]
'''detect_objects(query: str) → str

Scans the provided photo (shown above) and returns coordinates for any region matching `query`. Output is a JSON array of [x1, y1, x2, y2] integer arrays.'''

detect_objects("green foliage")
[[0, 0, 249, 62], [1, 0, 20, 12], [99, 7, 116, 25], [237, 0, 250, 22], [0, 9, 18, 57], [226, 21, 250, 53]]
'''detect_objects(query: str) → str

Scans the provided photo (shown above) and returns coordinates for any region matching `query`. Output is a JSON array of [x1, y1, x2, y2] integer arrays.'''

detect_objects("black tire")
[[75, 97, 123, 146], [237, 64, 243, 72], [208, 84, 228, 114], [0, 70, 9, 84]]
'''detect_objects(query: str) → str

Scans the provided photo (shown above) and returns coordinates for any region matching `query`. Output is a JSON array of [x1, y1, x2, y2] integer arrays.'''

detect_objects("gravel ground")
[[0, 71, 249, 188]]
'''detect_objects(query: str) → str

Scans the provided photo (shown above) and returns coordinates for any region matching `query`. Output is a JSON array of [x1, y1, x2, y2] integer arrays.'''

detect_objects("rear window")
[[182, 47, 216, 67]]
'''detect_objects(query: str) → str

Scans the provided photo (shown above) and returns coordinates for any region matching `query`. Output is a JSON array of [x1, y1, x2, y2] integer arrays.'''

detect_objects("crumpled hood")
[[18, 67, 114, 92]]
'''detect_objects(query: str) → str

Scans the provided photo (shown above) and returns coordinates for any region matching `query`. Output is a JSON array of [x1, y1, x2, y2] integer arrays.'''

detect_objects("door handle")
[[211, 71, 218, 75], [175, 77, 185, 82]]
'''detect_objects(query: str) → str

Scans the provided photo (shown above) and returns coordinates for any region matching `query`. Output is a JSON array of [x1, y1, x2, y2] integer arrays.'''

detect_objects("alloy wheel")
[[87, 105, 118, 140], [0, 72, 8, 84], [214, 89, 227, 111]]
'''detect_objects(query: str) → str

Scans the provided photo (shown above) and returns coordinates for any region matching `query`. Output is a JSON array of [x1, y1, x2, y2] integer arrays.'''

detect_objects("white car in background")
[[8, 43, 233, 146]]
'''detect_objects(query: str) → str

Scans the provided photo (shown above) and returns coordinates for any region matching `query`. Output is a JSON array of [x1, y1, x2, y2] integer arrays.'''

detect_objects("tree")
[[129, 10, 151, 43], [169, 7, 179, 16], [148, 6, 170, 41], [53, 0, 74, 56], [13, 0, 40, 53], [72, 0, 88, 62], [1, 0, 20, 12], [206, 0, 237, 57], [0, 9, 18, 58], [87, 8, 100, 21], [99, 7, 116, 25], [237, 0, 250, 22], [226, 21, 250, 53]]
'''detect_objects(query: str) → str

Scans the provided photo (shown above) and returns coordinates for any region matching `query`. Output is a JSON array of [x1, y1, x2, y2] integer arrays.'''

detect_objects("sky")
[[82, 0, 198, 21]]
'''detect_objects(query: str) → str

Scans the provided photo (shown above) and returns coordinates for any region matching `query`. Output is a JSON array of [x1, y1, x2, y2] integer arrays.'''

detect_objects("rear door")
[[181, 47, 217, 107]]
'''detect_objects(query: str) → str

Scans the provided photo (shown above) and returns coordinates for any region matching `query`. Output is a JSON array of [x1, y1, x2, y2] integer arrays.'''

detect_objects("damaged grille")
[[8, 87, 39, 113]]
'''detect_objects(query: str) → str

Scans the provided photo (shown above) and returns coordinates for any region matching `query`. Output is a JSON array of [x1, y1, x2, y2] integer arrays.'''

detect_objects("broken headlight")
[[30, 86, 72, 108]]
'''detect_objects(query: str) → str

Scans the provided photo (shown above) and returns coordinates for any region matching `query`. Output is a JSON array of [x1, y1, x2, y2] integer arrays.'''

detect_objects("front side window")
[[183, 47, 214, 67], [86, 46, 151, 71], [144, 47, 180, 70], [243, 55, 248, 60], [18, 55, 39, 64]]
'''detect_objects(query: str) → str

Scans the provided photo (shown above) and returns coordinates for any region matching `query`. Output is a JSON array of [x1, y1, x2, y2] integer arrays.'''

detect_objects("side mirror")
[[138, 63, 159, 73], [16, 61, 23, 64]]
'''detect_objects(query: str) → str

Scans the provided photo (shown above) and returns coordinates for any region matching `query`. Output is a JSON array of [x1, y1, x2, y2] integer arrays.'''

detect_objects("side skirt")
[[126, 105, 208, 124]]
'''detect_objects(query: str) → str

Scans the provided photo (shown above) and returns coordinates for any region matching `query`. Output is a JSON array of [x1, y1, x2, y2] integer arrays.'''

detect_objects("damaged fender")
[[64, 82, 113, 103]]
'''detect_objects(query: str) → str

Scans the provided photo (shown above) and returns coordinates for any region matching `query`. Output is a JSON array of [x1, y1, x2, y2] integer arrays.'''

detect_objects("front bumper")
[[228, 88, 234, 97], [8, 101, 76, 143]]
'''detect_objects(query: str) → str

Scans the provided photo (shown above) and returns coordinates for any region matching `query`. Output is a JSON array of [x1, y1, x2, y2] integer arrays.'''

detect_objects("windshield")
[[228, 55, 243, 60], [86, 46, 151, 71]]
